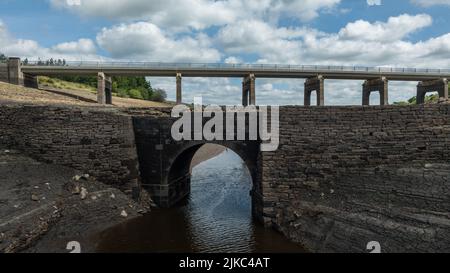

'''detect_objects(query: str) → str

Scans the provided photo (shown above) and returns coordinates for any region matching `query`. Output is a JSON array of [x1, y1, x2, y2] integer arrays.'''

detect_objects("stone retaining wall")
[[0, 105, 140, 193], [263, 105, 450, 253], [0, 64, 7, 83]]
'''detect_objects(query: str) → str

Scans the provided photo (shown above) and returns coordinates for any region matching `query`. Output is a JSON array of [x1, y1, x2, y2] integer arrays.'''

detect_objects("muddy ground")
[[0, 148, 150, 253]]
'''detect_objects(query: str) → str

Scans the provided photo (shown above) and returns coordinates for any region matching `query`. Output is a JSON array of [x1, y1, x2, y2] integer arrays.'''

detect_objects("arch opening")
[[368, 91, 380, 105], [310, 91, 318, 106], [166, 143, 257, 209]]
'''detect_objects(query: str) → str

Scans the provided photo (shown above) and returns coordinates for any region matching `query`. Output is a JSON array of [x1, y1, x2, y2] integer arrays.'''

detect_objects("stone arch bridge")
[[129, 105, 450, 255], [131, 112, 263, 216]]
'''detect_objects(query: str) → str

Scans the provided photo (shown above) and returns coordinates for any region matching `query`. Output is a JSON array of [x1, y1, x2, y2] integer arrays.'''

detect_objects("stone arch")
[[164, 141, 259, 207]]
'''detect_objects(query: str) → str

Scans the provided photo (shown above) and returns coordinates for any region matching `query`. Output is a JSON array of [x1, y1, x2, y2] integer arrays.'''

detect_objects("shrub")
[[151, 88, 167, 102], [128, 89, 144, 100]]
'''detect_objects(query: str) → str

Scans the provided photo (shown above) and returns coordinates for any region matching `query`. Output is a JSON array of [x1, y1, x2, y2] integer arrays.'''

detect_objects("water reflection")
[[96, 148, 304, 253]]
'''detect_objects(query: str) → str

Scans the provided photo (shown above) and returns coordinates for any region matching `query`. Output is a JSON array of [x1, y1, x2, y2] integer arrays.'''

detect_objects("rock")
[[31, 194, 39, 201], [110, 193, 116, 199], [72, 185, 81, 195], [82, 174, 90, 179], [120, 210, 128, 218], [80, 187, 88, 200], [73, 175, 81, 181], [4, 150, 10, 154]]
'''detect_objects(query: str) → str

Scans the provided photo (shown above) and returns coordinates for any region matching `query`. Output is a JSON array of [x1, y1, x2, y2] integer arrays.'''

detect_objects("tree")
[[0, 53, 7, 62], [151, 88, 167, 102], [128, 89, 144, 100]]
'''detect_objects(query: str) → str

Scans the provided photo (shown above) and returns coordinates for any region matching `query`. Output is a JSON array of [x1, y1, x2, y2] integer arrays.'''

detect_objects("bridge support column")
[[242, 74, 255, 106], [304, 75, 324, 106], [7, 57, 23, 85], [362, 77, 388, 106], [105, 76, 112, 104], [176, 73, 182, 104], [417, 78, 448, 104], [97, 72, 112, 105]]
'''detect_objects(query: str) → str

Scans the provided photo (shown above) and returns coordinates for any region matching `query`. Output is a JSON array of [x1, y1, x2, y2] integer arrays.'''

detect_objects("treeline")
[[0, 53, 7, 62], [38, 55, 168, 102], [56, 75, 167, 102], [33, 58, 66, 66]]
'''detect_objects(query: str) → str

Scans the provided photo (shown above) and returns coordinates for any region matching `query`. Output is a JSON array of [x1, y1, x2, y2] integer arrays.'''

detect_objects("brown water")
[[96, 149, 304, 253]]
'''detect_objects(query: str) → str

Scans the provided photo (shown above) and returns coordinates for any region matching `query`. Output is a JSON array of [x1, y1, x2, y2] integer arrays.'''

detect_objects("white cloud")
[[0, 20, 102, 60], [338, 14, 432, 42], [411, 0, 450, 7], [96, 22, 221, 62], [50, 0, 341, 30], [52, 38, 96, 54], [215, 14, 449, 69], [216, 19, 321, 63], [224, 56, 243, 64], [367, 0, 382, 6]]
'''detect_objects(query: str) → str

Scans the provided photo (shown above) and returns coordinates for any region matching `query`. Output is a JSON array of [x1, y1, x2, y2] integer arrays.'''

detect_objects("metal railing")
[[23, 61, 450, 74]]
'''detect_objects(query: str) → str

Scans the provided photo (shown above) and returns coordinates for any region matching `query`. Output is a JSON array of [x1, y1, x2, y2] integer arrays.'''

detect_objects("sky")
[[1, 0, 450, 105]]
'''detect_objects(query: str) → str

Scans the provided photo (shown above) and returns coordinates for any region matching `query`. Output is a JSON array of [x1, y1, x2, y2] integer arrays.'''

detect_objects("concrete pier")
[[417, 78, 448, 104], [176, 73, 182, 104], [304, 75, 324, 106], [7, 58, 22, 85], [363, 77, 389, 105], [97, 72, 112, 105], [242, 74, 255, 106]]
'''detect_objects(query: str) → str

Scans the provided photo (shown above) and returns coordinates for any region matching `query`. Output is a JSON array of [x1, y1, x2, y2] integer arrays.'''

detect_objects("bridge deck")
[[21, 62, 450, 81]]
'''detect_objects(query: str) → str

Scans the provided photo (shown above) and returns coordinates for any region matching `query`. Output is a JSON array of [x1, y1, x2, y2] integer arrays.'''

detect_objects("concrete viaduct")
[[1, 57, 449, 106]]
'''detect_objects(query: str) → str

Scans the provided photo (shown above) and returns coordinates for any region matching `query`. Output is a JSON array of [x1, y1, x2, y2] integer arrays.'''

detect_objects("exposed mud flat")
[[0, 148, 149, 253], [190, 144, 227, 170]]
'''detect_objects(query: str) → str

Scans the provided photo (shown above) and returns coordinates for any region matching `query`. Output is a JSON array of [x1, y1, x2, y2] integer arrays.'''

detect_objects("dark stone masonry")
[[0, 105, 140, 193], [0, 64, 7, 83], [1, 104, 450, 252], [265, 105, 450, 253]]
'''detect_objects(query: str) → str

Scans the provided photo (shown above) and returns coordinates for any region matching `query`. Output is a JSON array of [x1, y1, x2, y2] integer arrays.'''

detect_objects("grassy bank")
[[39, 76, 96, 93]]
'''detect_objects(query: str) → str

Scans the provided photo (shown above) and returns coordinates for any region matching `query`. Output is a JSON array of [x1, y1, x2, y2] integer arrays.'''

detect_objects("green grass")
[[38, 76, 96, 93], [394, 89, 449, 105]]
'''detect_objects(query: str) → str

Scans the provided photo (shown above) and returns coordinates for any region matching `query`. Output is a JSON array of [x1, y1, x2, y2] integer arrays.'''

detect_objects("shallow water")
[[96, 149, 304, 253]]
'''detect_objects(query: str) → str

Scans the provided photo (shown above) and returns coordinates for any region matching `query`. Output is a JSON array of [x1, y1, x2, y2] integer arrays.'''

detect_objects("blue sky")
[[1, 0, 450, 105]]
